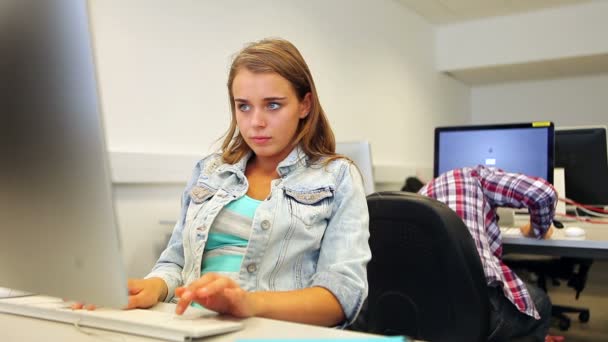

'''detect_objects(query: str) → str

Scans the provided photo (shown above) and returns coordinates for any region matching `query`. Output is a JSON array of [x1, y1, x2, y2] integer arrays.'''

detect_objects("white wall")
[[90, 0, 470, 178], [112, 184, 184, 277], [89, 0, 470, 277], [436, 2, 608, 71], [471, 73, 608, 127]]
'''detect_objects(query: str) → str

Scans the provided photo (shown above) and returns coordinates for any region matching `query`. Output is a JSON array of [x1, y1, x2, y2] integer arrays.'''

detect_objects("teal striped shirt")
[[201, 194, 261, 278]]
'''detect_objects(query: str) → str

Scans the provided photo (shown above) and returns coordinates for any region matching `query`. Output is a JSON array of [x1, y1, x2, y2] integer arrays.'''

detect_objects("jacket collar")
[[231, 145, 309, 177], [277, 145, 308, 177]]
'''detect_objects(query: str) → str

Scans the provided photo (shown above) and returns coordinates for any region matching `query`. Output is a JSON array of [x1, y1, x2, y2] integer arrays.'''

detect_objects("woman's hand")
[[70, 277, 167, 310], [125, 277, 168, 309], [174, 273, 255, 318], [176, 276, 344, 325]]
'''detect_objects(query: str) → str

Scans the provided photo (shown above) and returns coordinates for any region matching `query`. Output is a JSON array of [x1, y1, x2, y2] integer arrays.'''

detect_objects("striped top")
[[201, 194, 261, 280], [419, 165, 556, 319]]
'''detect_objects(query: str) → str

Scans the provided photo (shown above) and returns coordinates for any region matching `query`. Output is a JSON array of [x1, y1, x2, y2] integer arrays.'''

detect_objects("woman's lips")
[[251, 137, 271, 144]]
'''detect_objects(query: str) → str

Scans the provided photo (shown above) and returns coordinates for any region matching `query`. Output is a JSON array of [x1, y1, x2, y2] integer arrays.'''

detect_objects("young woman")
[[79, 38, 370, 327]]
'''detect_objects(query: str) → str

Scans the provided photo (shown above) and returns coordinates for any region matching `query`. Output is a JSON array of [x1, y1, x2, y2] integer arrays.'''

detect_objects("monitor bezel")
[[433, 122, 555, 184], [555, 125, 608, 206], [336, 141, 375, 195]]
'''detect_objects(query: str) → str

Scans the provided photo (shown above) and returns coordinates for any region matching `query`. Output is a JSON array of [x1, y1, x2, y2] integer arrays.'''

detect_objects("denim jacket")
[[146, 146, 371, 325]]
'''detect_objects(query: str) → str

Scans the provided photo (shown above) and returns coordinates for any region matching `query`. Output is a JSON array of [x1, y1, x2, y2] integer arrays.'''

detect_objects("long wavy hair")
[[221, 38, 339, 165]]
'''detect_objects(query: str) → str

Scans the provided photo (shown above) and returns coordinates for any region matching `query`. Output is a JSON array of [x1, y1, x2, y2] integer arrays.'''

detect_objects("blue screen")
[[437, 127, 550, 180]]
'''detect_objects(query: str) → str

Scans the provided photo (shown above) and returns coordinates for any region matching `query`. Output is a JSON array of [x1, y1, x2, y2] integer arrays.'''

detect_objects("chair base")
[[552, 304, 590, 331]]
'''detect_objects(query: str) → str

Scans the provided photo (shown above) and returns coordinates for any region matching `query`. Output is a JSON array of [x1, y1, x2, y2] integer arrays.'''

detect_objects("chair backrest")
[[365, 191, 489, 342]]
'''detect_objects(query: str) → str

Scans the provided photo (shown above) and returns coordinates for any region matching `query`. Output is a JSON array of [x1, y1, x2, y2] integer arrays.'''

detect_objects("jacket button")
[[247, 263, 257, 273], [261, 220, 271, 230]]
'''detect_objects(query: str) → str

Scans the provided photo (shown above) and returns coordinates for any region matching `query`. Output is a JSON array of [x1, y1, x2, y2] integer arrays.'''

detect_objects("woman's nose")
[[251, 109, 266, 127]]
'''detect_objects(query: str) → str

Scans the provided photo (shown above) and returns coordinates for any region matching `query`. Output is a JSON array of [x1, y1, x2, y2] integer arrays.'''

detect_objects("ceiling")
[[397, 0, 595, 24], [396, 0, 608, 84], [448, 53, 608, 85]]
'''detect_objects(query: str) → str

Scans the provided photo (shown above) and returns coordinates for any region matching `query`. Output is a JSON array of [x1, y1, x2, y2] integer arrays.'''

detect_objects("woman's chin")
[[249, 145, 293, 162], [250, 147, 277, 158]]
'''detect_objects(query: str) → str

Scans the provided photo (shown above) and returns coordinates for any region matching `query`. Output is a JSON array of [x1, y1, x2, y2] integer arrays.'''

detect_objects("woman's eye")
[[238, 103, 251, 112], [267, 102, 281, 110]]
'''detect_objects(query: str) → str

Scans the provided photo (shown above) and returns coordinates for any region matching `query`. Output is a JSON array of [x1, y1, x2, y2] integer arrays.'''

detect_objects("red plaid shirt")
[[419, 166, 557, 319]]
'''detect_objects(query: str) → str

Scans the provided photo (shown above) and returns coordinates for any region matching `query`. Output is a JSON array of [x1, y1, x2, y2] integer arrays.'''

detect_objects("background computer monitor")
[[336, 141, 376, 195], [434, 122, 554, 184], [555, 126, 608, 206], [0, 0, 128, 307]]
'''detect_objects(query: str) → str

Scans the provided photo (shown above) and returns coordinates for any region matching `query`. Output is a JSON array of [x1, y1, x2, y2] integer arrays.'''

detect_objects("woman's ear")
[[299, 92, 312, 119]]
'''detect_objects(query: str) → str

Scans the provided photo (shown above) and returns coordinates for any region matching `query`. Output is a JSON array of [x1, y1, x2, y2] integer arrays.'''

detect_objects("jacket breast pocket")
[[185, 183, 217, 223], [283, 186, 334, 227]]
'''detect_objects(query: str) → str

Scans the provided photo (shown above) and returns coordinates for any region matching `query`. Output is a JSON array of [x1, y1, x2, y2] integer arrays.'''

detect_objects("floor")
[[546, 260, 608, 341]]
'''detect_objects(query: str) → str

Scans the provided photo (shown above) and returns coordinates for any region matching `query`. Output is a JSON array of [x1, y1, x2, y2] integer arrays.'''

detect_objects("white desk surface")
[[0, 310, 390, 342], [500, 221, 608, 258]]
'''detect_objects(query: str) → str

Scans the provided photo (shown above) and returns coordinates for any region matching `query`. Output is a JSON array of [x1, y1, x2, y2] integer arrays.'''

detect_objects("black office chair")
[[360, 191, 489, 342], [504, 256, 592, 331]]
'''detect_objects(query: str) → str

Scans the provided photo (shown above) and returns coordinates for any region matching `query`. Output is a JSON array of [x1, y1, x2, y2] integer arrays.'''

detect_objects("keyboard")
[[500, 227, 524, 237], [0, 295, 243, 341], [500, 227, 579, 240]]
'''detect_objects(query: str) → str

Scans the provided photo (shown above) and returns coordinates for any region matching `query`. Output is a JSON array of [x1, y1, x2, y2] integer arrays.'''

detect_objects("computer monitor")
[[0, 0, 128, 307], [336, 141, 375, 195], [434, 122, 554, 184], [555, 126, 608, 206]]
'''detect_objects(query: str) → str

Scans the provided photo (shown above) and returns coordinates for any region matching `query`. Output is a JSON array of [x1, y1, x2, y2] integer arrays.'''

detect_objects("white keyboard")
[[500, 227, 582, 240], [500, 227, 524, 237], [0, 295, 243, 341]]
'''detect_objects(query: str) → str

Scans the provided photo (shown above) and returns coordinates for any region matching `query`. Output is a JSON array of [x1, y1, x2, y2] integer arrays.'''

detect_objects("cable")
[[577, 206, 608, 218], [555, 213, 608, 224], [559, 197, 608, 214], [556, 197, 608, 222]]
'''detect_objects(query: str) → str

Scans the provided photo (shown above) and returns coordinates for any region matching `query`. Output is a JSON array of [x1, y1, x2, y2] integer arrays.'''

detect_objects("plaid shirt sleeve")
[[474, 166, 557, 238]]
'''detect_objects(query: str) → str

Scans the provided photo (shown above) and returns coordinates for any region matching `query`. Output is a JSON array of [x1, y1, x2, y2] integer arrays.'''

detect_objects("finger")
[[519, 223, 531, 236], [175, 274, 222, 315], [195, 277, 233, 298], [127, 279, 144, 295], [175, 289, 193, 315], [186, 273, 219, 292], [175, 286, 186, 298], [127, 288, 158, 310], [71, 302, 84, 310], [126, 292, 151, 310], [126, 293, 141, 310], [544, 226, 554, 239]]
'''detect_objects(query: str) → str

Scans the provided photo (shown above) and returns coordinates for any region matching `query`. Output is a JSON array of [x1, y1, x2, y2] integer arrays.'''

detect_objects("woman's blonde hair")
[[221, 38, 338, 165]]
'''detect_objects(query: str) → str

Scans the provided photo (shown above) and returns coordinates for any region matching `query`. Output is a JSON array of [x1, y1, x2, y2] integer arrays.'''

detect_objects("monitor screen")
[[434, 122, 554, 183], [555, 126, 608, 206], [0, 0, 128, 307], [336, 141, 375, 195]]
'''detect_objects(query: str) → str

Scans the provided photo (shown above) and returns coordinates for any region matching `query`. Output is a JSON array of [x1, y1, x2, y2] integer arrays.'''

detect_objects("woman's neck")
[[248, 146, 294, 176], [248, 155, 280, 177]]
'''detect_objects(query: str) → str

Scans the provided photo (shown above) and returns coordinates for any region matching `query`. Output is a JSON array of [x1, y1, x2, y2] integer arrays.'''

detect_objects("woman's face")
[[232, 68, 311, 164]]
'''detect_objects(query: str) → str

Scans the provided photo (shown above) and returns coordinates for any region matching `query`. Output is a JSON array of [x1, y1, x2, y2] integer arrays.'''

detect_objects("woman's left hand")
[[174, 273, 256, 317]]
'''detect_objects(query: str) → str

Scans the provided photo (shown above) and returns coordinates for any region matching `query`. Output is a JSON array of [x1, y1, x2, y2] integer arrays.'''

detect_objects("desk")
[[0, 310, 393, 342], [501, 222, 608, 259]]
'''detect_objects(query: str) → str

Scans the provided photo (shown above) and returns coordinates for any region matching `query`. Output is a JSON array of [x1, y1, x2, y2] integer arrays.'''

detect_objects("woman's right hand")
[[70, 277, 168, 310]]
